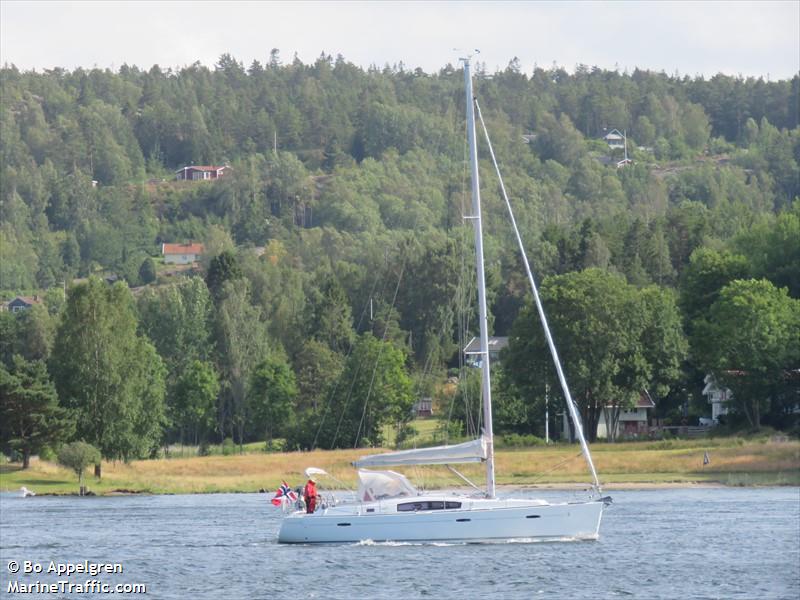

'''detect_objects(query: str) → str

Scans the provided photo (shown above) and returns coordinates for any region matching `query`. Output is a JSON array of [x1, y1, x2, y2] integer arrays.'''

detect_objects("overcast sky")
[[1, 1, 798, 80]]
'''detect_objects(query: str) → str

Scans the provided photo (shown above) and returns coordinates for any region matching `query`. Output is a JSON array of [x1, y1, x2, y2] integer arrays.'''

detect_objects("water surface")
[[1, 487, 798, 599]]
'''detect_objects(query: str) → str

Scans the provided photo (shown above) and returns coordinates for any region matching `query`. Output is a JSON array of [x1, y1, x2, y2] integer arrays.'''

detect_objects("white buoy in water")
[[20, 486, 35, 497]]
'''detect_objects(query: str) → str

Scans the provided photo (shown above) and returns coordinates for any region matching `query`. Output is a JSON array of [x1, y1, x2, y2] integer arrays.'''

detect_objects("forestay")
[[353, 436, 488, 468]]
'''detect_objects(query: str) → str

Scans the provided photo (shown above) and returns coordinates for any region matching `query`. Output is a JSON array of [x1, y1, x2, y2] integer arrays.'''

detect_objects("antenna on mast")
[[455, 49, 481, 63]]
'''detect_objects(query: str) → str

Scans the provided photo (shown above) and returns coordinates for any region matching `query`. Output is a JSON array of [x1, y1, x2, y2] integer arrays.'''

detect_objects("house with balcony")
[[601, 128, 626, 150], [463, 336, 509, 368], [175, 165, 231, 181], [3, 295, 44, 313], [702, 374, 732, 424]]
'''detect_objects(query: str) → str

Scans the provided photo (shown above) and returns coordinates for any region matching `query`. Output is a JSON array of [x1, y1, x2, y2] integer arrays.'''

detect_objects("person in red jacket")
[[303, 477, 318, 514]]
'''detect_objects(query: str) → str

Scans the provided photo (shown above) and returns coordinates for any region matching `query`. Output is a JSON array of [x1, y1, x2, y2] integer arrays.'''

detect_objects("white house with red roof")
[[162, 242, 204, 265], [175, 165, 231, 181]]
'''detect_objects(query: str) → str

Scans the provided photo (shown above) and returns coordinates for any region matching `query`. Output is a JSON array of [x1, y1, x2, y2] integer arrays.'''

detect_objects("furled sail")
[[353, 436, 487, 468]]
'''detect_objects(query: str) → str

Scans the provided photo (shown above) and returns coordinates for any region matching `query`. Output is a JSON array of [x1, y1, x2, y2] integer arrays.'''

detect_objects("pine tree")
[[0, 356, 74, 468]]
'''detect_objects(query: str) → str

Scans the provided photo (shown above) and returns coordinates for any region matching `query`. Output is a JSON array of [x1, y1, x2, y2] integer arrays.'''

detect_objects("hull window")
[[396, 500, 464, 512], [397, 501, 445, 512]]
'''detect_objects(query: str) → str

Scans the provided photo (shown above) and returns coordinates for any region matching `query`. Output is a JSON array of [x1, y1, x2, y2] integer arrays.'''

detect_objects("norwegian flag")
[[271, 481, 298, 506]]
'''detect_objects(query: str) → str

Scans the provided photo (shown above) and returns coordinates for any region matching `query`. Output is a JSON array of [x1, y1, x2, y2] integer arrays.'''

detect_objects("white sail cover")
[[353, 436, 487, 468], [357, 469, 417, 501], [304, 467, 328, 479]]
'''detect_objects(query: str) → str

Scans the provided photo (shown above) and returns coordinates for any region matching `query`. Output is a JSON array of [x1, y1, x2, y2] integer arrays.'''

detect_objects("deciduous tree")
[[247, 352, 297, 446], [172, 360, 220, 447], [51, 279, 166, 475], [507, 269, 686, 441], [57, 441, 101, 493], [315, 333, 413, 449], [696, 279, 800, 429]]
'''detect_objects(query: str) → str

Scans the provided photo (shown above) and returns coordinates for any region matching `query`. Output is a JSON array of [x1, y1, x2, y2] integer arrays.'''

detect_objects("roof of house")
[[162, 243, 205, 255], [636, 390, 656, 408], [175, 165, 229, 173], [602, 128, 625, 140], [603, 390, 656, 409], [464, 336, 509, 355], [11, 295, 43, 306]]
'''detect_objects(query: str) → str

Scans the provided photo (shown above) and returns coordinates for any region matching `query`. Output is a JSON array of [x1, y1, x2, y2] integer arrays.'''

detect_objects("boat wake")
[[351, 536, 593, 547], [504, 536, 589, 544], [353, 539, 466, 547]]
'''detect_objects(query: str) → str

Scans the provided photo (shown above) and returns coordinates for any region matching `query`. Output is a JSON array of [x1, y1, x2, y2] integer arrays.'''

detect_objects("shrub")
[[395, 424, 418, 446], [646, 439, 677, 451], [57, 441, 101, 491], [221, 438, 235, 456], [38, 446, 58, 462], [498, 434, 545, 448], [263, 439, 286, 452], [434, 420, 463, 442], [138, 257, 157, 285]]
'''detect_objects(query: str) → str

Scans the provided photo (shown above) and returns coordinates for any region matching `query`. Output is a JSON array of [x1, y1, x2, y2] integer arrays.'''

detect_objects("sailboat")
[[278, 57, 609, 544]]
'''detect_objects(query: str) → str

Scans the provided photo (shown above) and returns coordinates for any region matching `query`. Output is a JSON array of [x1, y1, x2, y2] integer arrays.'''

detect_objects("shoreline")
[[2, 438, 797, 497], [3, 480, 794, 498]]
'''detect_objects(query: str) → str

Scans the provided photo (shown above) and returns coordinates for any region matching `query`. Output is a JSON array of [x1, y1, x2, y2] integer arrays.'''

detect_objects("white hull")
[[278, 495, 605, 544]]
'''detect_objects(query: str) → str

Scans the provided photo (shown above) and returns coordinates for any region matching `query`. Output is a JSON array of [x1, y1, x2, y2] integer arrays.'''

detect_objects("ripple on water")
[[1, 488, 798, 600]]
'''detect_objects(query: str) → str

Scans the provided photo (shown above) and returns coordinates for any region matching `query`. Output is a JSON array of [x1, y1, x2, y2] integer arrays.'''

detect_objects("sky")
[[1, 1, 798, 80]]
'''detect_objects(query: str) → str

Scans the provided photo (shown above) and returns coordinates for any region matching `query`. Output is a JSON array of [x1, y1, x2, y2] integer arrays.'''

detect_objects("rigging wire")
[[407, 297, 462, 447], [527, 452, 585, 486], [348, 98, 472, 456], [328, 255, 400, 449], [311, 251, 388, 450], [330, 254, 394, 450], [352, 253, 407, 448], [474, 98, 602, 493], [446, 108, 479, 443], [331, 234, 408, 450]]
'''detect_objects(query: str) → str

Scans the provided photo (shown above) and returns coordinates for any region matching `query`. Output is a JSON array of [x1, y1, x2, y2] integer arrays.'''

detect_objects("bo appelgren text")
[[22, 560, 123, 576]]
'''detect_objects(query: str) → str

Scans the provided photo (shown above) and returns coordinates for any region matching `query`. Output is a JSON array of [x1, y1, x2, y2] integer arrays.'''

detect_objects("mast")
[[463, 57, 495, 498]]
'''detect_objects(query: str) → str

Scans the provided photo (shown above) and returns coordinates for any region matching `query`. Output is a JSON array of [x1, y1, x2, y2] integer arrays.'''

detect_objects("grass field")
[[2, 437, 798, 496]]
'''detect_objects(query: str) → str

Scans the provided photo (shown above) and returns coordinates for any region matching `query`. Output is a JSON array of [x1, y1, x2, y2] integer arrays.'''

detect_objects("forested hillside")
[[1, 53, 798, 465]]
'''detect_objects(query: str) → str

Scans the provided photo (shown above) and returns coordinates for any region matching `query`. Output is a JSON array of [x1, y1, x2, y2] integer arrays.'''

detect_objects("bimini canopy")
[[304, 467, 328, 479], [357, 469, 417, 502], [353, 436, 487, 469]]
